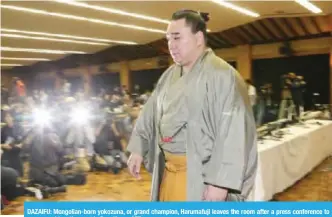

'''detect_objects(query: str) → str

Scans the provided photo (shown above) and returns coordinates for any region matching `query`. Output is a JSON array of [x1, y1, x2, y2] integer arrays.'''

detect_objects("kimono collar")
[[176, 47, 213, 73]]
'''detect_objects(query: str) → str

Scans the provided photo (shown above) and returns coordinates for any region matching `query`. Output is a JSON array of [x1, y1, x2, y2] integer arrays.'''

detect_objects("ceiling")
[[1, 0, 331, 71]]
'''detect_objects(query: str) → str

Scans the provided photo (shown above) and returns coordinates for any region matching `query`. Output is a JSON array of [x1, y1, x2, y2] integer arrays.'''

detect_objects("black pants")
[[29, 166, 86, 187], [29, 166, 66, 188], [1, 150, 24, 177]]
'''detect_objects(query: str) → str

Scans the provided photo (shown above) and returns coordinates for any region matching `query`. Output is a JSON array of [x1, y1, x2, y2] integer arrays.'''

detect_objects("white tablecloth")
[[249, 119, 332, 201]]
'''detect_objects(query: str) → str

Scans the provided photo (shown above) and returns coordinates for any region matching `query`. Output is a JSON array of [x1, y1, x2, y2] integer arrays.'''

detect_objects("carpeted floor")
[[1, 157, 331, 215]]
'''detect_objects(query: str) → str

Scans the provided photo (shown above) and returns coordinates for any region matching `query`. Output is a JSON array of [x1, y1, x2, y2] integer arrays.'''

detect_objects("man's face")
[[129, 107, 140, 119], [166, 19, 201, 66]]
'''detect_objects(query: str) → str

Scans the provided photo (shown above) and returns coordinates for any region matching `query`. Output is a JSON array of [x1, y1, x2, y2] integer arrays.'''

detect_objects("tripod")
[[278, 97, 296, 121]]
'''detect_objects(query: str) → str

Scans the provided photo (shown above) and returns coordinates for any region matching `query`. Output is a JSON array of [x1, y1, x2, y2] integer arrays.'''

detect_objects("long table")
[[249, 119, 332, 201]]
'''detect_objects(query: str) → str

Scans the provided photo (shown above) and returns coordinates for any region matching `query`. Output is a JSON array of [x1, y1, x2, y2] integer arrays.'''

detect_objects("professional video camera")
[[281, 72, 306, 91], [281, 74, 291, 89]]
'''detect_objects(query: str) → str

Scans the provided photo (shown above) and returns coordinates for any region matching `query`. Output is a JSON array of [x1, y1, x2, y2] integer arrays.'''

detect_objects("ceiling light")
[[1, 64, 22, 67], [55, 0, 170, 24], [1, 4, 166, 34], [1, 47, 86, 54], [294, 0, 322, 13], [1, 28, 137, 45], [1, 33, 110, 46], [1, 57, 50, 61], [55, 1, 212, 32], [211, 0, 260, 17]]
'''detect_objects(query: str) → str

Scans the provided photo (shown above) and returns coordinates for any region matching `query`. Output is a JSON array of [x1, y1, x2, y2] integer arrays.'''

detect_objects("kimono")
[[127, 48, 257, 201]]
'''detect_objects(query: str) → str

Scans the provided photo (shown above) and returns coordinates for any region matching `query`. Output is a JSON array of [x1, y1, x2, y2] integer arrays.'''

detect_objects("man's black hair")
[[171, 9, 210, 44]]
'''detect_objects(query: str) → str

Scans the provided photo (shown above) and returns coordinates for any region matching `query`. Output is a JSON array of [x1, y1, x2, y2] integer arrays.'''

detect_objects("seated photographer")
[[94, 117, 127, 172], [24, 120, 86, 190], [27, 127, 67, 188], [1, 147, 48, 204], [64, 101, 96, 172], [1, 164, 21, 204], [1, 110, 24, 177]]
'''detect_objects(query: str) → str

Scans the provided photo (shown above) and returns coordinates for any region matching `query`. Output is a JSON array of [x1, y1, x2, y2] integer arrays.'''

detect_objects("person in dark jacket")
[[27, 126, 66, 187], [94, 116, 127, 171], [1, 111, 24, 177], [1, 165, 21, 204]]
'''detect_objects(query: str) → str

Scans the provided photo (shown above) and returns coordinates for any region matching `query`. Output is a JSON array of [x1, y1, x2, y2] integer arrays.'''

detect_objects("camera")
[[281, 73, 305, 90]]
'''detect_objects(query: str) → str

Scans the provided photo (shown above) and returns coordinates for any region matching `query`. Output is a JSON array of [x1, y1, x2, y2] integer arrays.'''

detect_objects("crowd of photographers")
[[1, 78, 150, 208]]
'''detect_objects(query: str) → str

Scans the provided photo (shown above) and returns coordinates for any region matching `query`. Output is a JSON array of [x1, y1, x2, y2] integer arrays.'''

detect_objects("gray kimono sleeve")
[[204, 69, 250, 193], [126, 93, 156, 158], [126, 67, 172, 164]]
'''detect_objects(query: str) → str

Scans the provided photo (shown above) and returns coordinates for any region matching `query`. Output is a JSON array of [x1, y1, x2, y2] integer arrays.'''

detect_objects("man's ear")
[[195, 31, 205, 46]]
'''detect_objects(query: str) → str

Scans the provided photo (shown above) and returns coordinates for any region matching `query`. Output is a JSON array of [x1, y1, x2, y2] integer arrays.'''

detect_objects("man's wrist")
[[206, 183, 229, 192]]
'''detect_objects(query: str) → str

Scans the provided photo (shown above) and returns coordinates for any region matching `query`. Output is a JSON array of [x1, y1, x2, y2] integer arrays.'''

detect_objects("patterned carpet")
[[2, 157, 331, 215]]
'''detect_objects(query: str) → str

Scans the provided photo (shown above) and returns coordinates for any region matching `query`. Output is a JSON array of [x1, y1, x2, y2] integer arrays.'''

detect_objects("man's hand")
[[15, 143, 23, 148], [127, 153, 143, 180], [1, 144, 12, 150], [202, 185, 228, 201]]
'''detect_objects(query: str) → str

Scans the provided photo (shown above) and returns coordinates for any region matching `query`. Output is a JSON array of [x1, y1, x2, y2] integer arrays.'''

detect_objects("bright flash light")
[[70, 107, 91, 124], [33, 108, 51, 126]]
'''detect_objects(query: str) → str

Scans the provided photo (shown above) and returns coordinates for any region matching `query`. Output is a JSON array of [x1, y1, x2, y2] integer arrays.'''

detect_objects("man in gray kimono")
[[127, 9, 257, 201]]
